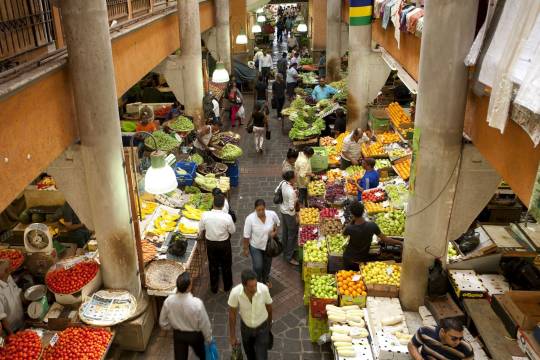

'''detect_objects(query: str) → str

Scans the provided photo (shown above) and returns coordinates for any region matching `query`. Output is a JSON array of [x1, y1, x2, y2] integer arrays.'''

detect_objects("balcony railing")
[[1, 0, 177, 73]]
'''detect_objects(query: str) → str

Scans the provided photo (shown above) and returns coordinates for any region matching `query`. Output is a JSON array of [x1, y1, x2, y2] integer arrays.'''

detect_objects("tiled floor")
[[107, 36, 332, 359]]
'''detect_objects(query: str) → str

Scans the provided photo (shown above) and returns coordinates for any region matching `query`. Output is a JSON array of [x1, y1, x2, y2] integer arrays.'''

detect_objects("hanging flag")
[[350, 0, 373, 26]]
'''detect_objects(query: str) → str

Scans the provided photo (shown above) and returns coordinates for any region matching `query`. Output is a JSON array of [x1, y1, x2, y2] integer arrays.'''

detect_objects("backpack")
[[273, 181, 285, 204]]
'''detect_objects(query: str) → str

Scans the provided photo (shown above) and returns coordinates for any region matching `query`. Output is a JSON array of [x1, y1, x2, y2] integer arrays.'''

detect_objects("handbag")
[[273, 181, 284, 204], [205, 338, 219, 360], [266, 129, 271, 140], [265, 234, 283, 257], [229, 209, 237, 223], [246, 117, 254, 133]]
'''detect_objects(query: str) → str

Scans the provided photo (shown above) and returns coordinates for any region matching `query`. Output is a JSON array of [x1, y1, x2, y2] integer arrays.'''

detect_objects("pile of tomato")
[[0, 330, 42, 360], [45, 261, 99, 294], [42, 327, 112, 360], [0, 249, 24, 271]]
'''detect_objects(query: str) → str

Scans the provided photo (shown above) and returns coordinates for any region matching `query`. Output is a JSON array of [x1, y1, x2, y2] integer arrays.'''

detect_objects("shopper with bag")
[[159, 272, 212, 360], [228, 269, 273, 360], [228, 83, 244, 127], [242, 199, 280, 287], [250, 102, 268, 153], [199, 194, 236, 293], [276, 170, 300, 266]]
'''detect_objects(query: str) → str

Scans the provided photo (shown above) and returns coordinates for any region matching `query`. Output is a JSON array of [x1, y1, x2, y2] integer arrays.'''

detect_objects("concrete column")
[[215, 0, 231, 72], [400, 0, 479, 310], [178, 0, 204, 126], [59, 0, 141, 296], [326, 0, 341, 82], [347, 25, 371, 130]]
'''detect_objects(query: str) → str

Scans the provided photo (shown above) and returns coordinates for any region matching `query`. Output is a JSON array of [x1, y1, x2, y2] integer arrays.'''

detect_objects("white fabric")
[[279, 181, 297, 216], [227, 282, 272, 328], [199, 209, 235, 241], [260, 54, 273, 70], [212, 99, 220, 117], [514, 14, 540, 116], [286, 67, 298, 83], [0, 276, 24, 332], [484, 0, 539, 133], [391, 1, 401, 48], [243, 210, 280, 250], [253, 126, 265, 151], [465, 0, 499, 66], [159, 292, 212, 342]]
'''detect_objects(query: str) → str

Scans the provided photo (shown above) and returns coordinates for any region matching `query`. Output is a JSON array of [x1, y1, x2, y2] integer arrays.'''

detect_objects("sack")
[[266, 130, 271, 140], [271, 97, 277, 109], [273, 181, 284, 204], [231, 344, 243, 360], [229, 209, 237, 223], [427, 258, 448, 298], [205, 338, 219, 360], [265, 234, 283, 257]]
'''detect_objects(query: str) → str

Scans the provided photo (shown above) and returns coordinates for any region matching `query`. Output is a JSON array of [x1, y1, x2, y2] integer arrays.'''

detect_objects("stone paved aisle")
[[108, 36, 332, 360]]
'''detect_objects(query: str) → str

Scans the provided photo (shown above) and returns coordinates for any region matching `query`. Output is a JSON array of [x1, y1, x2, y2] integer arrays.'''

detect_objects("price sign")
[[49, 333, 59, 347], [386, 266, 394, 276], [352, 274, 361, 282]]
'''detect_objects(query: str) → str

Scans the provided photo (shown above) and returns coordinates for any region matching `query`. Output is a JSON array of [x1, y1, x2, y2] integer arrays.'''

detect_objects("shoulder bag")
[[265, 234, 283, 257]]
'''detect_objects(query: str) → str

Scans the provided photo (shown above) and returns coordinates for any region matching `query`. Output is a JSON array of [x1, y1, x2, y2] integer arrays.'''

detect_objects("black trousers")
[[173, 330, 205, 360], [241, 320, 270, 360], [275, 97, 285, 119], [206, 239, 233, 293]]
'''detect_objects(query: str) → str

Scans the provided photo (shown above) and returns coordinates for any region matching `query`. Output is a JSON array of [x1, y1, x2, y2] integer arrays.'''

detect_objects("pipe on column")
[[326, 0, 341, 82], [400, 0, 479, 310], [59, 0, 141, 297], [178, 0, 204, 127], [215, 0, 231, 72]]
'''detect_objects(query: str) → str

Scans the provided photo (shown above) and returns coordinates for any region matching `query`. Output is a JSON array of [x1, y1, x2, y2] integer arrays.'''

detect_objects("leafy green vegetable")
[[188, 153, 204, 165], [169, 116, 194, 132], [145, 130, 180, 152], [300, 58, 313, 65], [220, 144, 243, 161]]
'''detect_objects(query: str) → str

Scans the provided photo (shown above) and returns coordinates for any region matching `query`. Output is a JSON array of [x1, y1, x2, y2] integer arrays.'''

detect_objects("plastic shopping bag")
[[205, 338, 219, 360]]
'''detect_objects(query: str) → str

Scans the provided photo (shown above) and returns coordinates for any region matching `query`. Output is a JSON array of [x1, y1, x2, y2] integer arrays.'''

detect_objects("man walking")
[[260, 49, 273, 84], [277, 52, 288, 81], [199, 194, 236, 293], [228, 269, 273, 360], [159, 272, 212, 360]]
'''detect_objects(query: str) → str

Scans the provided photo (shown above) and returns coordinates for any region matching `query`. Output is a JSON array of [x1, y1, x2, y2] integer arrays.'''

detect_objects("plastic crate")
[[226, 161, 239, 177], [175, 161, 197, 186], [310, 147, 328, 173], [369, 108, 390, 134]]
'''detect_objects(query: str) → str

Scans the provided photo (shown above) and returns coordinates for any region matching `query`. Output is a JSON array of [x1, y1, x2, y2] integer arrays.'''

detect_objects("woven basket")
[[145, 260, 185, 291]]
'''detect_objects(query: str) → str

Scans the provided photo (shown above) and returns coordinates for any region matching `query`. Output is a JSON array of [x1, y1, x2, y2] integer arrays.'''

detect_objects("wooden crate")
[[302, 261, 327, 282], [424, 294, 465, 324]]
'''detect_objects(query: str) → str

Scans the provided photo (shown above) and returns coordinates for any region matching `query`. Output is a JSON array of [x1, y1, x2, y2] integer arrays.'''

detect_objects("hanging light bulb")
[[252, 24, 262, 34], [297, 23, 308, 32], [144, 151, 178, 194], [212, 61, 229, 83], [257, 14, 266, 23]]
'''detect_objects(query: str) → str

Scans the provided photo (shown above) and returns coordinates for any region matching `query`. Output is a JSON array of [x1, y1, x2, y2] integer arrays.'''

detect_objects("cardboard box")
[[500, 291, 540, 330], [425, 294, 465, 325]]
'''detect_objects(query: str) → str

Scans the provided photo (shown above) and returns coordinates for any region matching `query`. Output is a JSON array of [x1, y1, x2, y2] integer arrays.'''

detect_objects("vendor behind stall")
[[333, 108, 347, 136], [340, 128, 371, 170], [343, 202, 402, 270], [357, 158, 379, 201], [0, 259, 24, 334], [311, 78, 337, 102], [60, 202, 91, 247], [408, 318, 474, 360], [193, 119, 221, 159]]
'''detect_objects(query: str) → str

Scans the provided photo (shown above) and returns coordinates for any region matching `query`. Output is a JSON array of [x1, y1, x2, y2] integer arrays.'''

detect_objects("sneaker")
[[289, 259, 300, 266]]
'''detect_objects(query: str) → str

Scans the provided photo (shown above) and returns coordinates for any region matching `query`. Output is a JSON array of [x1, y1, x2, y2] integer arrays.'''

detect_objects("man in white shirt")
[[199, 194, 236, 293], [228, 269, 273, 360], [253, 47, 264, 69], [278, 171, 299, 265], [340, 128, 372, 170], [0, 259, 24, 334], [159, 272, 212, 360], [286, 63, 299, 100], [260, 49, 273, 84]]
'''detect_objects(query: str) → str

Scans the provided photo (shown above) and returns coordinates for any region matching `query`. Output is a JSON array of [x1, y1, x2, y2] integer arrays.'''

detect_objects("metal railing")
[[0, 0, 55, 71], [1, 0, 177, 72]]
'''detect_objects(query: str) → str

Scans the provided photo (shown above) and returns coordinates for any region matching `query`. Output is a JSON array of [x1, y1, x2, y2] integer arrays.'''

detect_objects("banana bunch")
[[140, 201, 158, 218], [182, 205, 204, 221], [179, 223, 198, 234], [152, 210, 180, 234]]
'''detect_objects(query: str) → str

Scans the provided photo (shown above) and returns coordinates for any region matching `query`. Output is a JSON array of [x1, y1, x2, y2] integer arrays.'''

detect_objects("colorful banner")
[[350, 0, 373, 26]]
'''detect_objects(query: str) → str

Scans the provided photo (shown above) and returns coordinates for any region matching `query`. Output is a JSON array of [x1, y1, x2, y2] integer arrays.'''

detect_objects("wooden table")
[[463, 298, 524, 360]]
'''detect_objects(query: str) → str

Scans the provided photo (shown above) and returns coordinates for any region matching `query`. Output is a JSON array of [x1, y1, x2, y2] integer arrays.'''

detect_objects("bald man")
[[0, 259, 24, 334]]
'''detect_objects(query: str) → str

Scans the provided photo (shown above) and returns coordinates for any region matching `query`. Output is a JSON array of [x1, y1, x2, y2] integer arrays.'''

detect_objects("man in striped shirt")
[[408, 318, 474, 360]]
